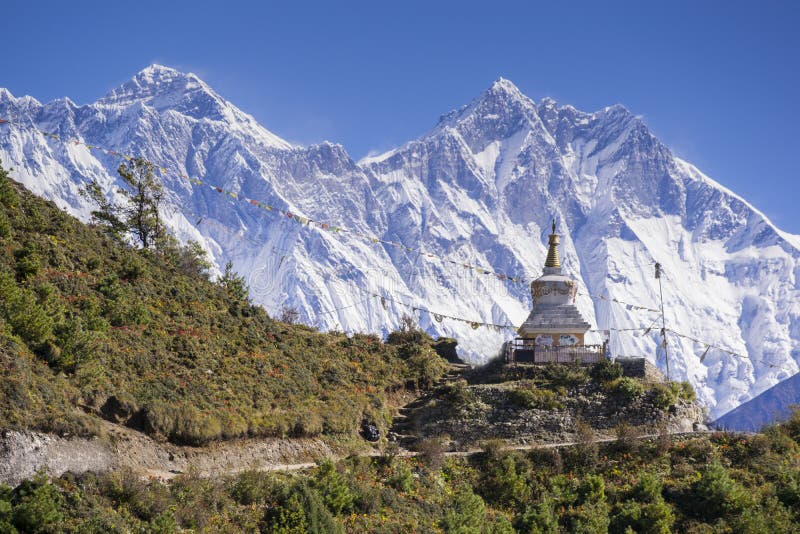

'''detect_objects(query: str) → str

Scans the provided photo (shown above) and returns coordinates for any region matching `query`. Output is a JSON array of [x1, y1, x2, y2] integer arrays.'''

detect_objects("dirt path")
[[143, 430, 715, 479]]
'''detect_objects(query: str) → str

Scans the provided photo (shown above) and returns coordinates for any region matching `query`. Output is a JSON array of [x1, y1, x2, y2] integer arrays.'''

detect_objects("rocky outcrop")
[[0, 423, 339, 487], [392, 374, 707, 450], [0, 430, 114, 488]]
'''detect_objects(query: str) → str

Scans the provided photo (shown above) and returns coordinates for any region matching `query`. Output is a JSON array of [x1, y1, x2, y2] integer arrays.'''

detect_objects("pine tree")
[[81, 157, 166, 249]]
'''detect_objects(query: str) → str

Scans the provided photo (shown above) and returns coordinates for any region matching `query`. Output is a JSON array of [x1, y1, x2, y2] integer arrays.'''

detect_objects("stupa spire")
[[544, 218, 561, 270]]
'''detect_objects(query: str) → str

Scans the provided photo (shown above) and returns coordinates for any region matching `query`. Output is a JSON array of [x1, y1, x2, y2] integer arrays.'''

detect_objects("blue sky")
[[4, 1, 800, 231]]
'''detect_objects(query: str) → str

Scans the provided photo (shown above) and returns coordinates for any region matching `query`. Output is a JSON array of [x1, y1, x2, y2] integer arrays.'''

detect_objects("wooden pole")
[[655, 262, 671, 381]]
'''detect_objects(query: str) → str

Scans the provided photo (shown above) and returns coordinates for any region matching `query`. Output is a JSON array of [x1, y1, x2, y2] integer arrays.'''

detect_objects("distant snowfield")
[[1, 66, 798, 419]]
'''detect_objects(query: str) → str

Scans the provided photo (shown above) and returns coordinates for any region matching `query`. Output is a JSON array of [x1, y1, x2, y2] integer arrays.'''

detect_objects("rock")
[[361, 421, 380, 442], [100, 395, 136, 424], [0, 430, 115, 487]]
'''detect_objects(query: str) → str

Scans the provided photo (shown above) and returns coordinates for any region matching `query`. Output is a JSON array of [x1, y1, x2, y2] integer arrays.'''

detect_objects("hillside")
[[1, 66, 799, 420], [0, 161, 448, 446]]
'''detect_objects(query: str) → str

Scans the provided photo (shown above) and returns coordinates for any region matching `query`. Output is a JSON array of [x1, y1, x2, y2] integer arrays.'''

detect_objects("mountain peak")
[[98, 64, 212, 108], [485, 77, 527, 102]]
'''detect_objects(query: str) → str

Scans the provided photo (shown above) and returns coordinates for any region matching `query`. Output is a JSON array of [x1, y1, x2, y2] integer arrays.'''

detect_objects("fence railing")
[[506, 339, 606, 365]]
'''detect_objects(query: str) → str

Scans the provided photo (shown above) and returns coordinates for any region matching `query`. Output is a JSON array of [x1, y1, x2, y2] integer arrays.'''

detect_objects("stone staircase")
[[389, 363, 469, 448]]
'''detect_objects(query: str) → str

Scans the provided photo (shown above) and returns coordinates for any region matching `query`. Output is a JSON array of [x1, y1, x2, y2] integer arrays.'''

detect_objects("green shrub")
[[677, 381, 696, 402], [267, 492, 309, 533], [729, 496, 794, 534], [403, 344, 448, 390], [591, 359, 623, 383], [563, 500, 610, 533], [13, 243, 40, 280], [480, 452, 532, 508], [0, 165, 20, 208], [441, 379, 476, 408], [386, 461, 415, 493], [229, 471, 277, 505], [673, 437, 717, 463], [440, 486, 486, 534], [543, 364, 589, 389], [312, 460, 356, 516], [688, 461, 748, 520], [651, 383, 677, 410], [507, 387, 561, 410], [120, 254, 147, 280], [11, 472, 64, 533], [610, 498, 674, 534], [776, 469, 800, 509], [0, 211, 10, 239], [291, 483, 343, 534], [611, 377, 645, 401], [0, 272, 53, 348], [515, 498, 559, 534], [781, 405, 800, 444]]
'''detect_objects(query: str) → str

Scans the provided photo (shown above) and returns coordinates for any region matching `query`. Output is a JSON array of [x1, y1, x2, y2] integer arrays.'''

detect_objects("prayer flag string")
[[0, 117, 665, 316]]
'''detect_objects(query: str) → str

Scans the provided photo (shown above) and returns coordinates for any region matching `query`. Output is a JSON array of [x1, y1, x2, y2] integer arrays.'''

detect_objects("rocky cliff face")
[[1, 66, 798, 418]]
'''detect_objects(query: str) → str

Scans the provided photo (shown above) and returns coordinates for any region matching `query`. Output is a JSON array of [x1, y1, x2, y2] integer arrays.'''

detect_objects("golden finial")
[[544, 218, 560, 269]]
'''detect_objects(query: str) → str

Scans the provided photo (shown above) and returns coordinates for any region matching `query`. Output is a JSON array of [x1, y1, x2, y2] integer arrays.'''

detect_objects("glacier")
[[0, 65, 798, 418]]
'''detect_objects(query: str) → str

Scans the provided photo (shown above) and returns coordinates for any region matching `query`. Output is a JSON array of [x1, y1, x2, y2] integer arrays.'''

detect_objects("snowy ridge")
[[1, 67, 799, 418]]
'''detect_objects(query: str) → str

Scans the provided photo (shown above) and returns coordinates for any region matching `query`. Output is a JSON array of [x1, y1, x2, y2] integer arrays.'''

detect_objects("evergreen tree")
[[82, 157, 166, 249]]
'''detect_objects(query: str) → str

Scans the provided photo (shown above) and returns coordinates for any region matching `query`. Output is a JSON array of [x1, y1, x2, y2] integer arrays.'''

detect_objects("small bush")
[[417, 437, 447, 469], [11, 471, 65, 533], [14, 243, 40, 280], [312, 460, 356, 516], [610, 498, 674, 534], [507, 387, 561, 410], [613, 423, 640, 455], [386, 461, 415, 493], [120, 254, 147, 280], [568, 420, 599, 470], [590, 359, 623, 383], [480, 452, 533, 508], [440, 486, 487, 534], [677, 381, 696, 402], [651, 383, 677, 410], [610, 377, 645, 401], [688, 461, 748, 520], [543, 364, 589, 389], [229, 471, 277, 505], [0, 273, 53, 348], [441, 379, 476, 409], [432, 337, 459, 363], [0, 211, 10, 239]]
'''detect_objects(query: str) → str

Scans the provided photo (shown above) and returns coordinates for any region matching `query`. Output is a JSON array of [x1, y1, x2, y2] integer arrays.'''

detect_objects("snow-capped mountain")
[[0, 65, 798, 418]]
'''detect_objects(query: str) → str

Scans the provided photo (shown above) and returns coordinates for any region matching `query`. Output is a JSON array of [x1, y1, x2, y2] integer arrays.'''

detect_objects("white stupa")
[[517, 220, 590, 347]]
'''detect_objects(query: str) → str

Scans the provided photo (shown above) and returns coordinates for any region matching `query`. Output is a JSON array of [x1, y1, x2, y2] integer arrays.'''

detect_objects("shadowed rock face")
[[1, 68, 799, 419], [714, 372, 800, 432]]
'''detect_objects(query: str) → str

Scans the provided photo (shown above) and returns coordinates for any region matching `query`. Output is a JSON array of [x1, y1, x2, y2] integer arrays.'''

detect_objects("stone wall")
[[394, 378, 706, 450], [616, 357, 665, 382]]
